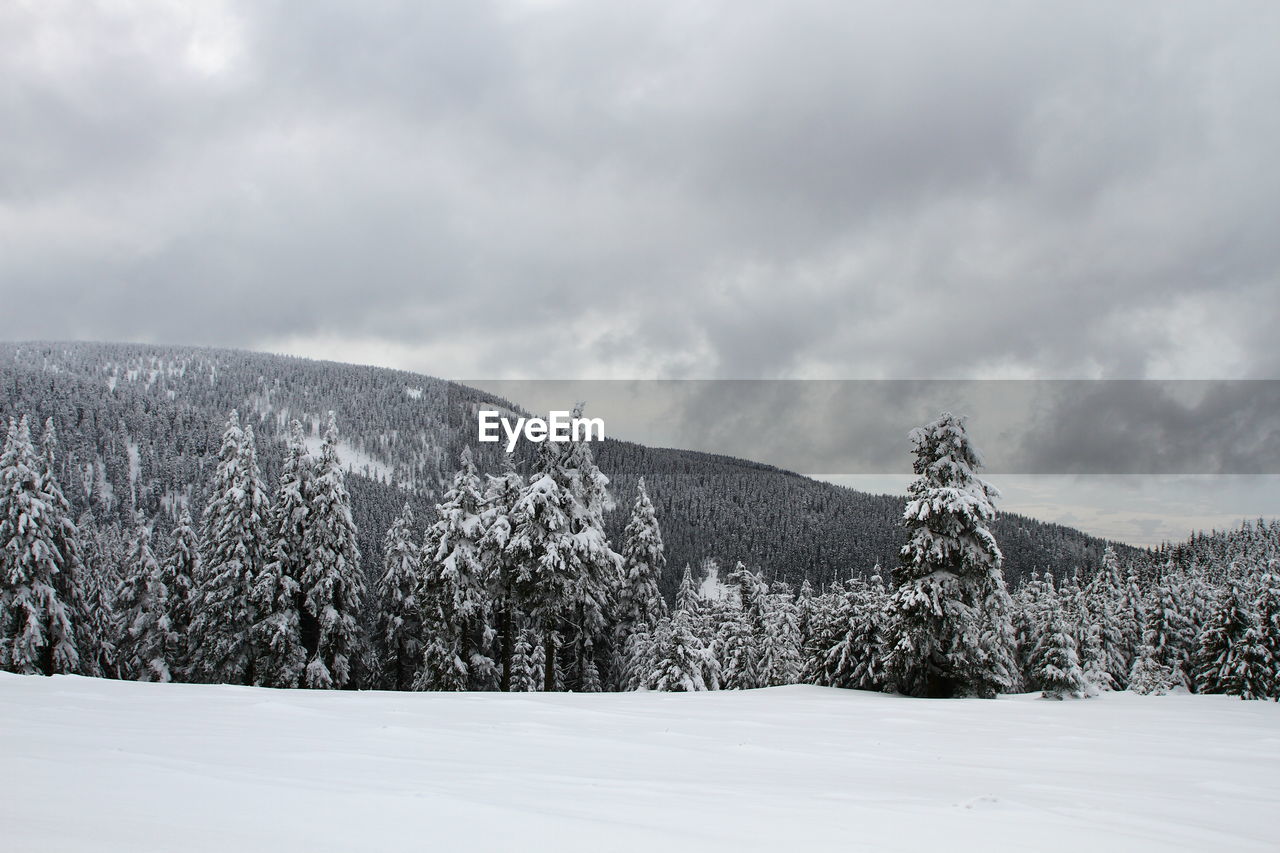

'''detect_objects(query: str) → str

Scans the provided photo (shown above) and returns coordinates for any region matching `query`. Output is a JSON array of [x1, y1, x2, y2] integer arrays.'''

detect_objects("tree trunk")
[[543, 627, 556, 693], [500, 607, 513, 692]]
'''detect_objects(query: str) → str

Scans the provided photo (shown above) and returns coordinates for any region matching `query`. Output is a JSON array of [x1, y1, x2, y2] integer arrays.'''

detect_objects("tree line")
[[3, 408, 1278, 700]]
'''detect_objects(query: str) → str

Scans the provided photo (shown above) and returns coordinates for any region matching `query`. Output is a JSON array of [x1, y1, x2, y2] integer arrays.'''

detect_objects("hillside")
[[0, 341, 1135, 592]]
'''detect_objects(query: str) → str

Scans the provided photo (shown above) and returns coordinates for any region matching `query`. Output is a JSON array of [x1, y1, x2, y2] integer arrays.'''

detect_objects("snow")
[[302, 436, 395, 483], [1, 674, 1277, 852]]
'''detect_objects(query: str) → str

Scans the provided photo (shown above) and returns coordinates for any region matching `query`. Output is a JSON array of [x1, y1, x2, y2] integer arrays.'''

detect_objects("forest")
[[3, 372, 1277, 700]]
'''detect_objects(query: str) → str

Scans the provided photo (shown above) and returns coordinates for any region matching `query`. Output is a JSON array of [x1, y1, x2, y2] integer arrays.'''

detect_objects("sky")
[[3, 1, 1278, 544]]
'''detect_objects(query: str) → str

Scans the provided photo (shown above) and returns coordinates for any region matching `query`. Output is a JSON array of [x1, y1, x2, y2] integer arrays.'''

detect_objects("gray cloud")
[[2, 1, 1278, 381]]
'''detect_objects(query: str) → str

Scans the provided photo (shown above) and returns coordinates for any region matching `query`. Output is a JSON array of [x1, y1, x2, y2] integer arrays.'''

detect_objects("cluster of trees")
[[4, 404, 1278, 701], [1, 410, 366, 687]]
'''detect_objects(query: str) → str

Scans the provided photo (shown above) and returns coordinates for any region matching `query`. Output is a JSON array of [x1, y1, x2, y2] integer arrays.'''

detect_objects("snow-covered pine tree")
[[646, 611, 719, 692], [800, 582, 849, 686], [189, 411, 269, 685], [36, 418, 97, 675], [117, 521, 179, 682], [675, 564, 701, 615], [760, 581, 802, 686], [479, 458, 525, 692], [1083, 558, 1130, 691], [820, 575, 890, 691], [506, 426, 621, 692], [718, 563, 766, 690], [505, 450, 575, 692], [1117, 560, 1147, 679], [618, 620, 655, 691], [1144, 568, 1195, 690], [375, 503, 423, 691], [0, 416, 80, 675], [796, 578, 816, 650], [508, 628, 539, 692], [422, 447, 494, 691], [1195, 579, 1271, 700], [75, 511, 121, 677], [1029, 608, 1087, 700], [251, 421, 310, 688], [1256, 566, 1280, 699], [559, 409, 623, 691], [883, 412, 1017, 698], [1013, 572, 1053, 690], [161, 507, 200, 680], [1128, 644, 1178, 696], [299, 413, 366, 689], [615, 477, 668, 686]]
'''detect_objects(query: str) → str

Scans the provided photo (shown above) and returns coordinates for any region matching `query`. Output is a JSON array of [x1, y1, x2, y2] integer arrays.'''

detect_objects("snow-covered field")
[[2, 674, 1277, 852]]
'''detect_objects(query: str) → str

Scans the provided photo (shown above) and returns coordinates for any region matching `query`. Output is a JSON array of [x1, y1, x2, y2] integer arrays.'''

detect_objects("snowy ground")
[[2, 674, 1278, 852]]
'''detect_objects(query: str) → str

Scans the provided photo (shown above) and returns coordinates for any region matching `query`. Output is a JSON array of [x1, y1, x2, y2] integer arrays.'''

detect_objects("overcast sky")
[[3, 1, 1278, 543]]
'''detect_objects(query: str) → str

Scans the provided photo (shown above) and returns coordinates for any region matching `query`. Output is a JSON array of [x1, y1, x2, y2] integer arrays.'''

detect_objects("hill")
[[0, 341, 1136, 593]]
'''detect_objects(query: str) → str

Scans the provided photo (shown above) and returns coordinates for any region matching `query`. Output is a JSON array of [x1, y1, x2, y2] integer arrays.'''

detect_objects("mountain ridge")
[[1, 340, 1144, 593]]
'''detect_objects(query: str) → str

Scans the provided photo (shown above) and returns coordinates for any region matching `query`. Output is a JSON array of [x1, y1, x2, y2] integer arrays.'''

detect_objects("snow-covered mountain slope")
[[2, 673, 1276, 852], [0, 341, 1133, 592]]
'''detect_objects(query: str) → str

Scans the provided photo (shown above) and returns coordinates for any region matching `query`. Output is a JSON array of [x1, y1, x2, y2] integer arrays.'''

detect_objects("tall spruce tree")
[[559, 411, 623, 691], [190, 411, 270, 684], [615, 477, 668, 686], [162, 508, 200, 680], [1195, 580, 1271, 700], [299, 413, 365, 689], [0, 416, 80, 675], [376, 503, 423, 691], [422, 448, 493, 690], [251, 421, 310, 688], [617, 477, 668, 631], [479, 459, 525, 692], [1029, 608, 1087, 700], [36, 419, 97, 675], [646, 611, 718, 692], [883, 412, 1017, 698], [116, 522, 178, 682]]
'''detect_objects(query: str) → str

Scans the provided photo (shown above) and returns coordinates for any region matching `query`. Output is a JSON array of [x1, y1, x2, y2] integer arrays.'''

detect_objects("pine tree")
[[251, 421, 310, 688], [883, 412, 1017, 698], [1256, 566, 1280, 698], [375, 504, 423, 691], [76, 511, 121, 678], [162, 508, 200, 680], [1129, 644, 1177, 696], [36, 418, 97, 675], [718, 563, 766, 690], [760, 582, 802, 686], [479, 459, 524, 692], [116, 522, 178, 682], [1029, 609, 1087, 700], [189, 411, 269, 685], [615, 477, 668, 684], [508, 629, 539, 692], [422, 448, 493, 690], [558, 412, 623, 691], [1195, 580, 1271, 700], [1144, 571, 1195, 689], [820, 575, 889, 691], [646, 611, 718, 692], [299, 413, 365, 689], [1083, 560, 1129, 691], [675, 564, 701, 615], [0, 416, 80, 675], [506, 430, 621, 692]]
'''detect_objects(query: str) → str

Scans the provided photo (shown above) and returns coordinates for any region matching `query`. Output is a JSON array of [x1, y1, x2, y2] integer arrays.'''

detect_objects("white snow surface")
[[2, 674, 1277, 852]]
